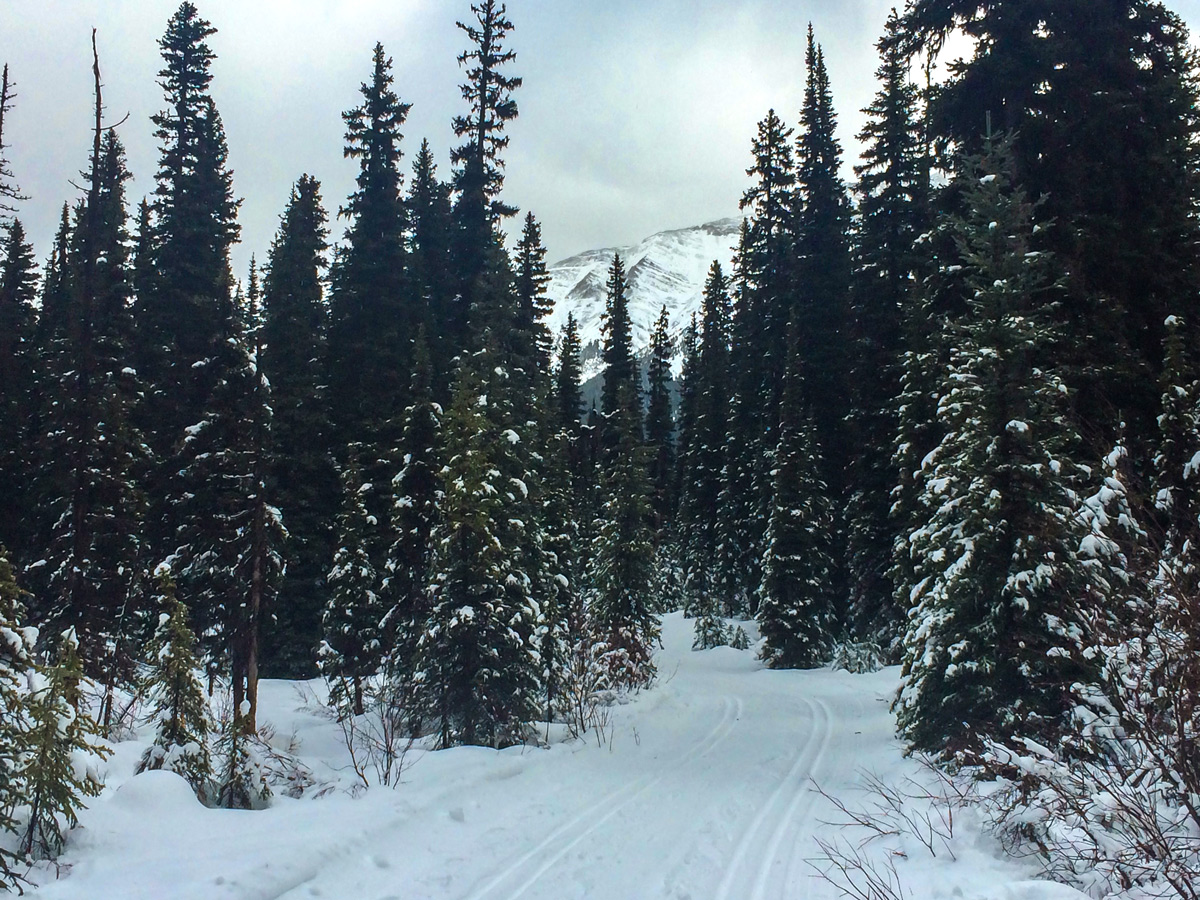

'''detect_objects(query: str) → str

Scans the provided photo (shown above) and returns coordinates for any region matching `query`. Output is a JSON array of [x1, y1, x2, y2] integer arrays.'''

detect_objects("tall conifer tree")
[[758, 328, 837, 669], [896, 143, 1107, 756], [644, 306, 675, 533], [138, 2, 240, 455], [846, 11, 929, 655], [0, 219, 37, 558], [259, 175, 336, 676], [328, 43, 413, 531], [451, 0, 522, 321]]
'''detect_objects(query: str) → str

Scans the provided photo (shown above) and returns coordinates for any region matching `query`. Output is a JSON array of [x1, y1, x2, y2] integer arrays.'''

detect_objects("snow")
[[28, 614, 1079, 900], [546, 218, 741, 380]]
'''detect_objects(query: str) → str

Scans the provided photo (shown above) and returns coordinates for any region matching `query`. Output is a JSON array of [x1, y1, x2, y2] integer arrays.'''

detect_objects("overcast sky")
[[5, 0, 1200, 278]]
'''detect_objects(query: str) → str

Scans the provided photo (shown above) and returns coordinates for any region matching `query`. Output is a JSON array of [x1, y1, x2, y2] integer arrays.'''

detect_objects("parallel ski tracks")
[[712, 695, 833, 900], [462, 694, 744, 900]]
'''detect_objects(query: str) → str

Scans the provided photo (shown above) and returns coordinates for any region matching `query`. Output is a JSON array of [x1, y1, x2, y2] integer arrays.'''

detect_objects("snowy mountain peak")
[[546, 217, 742, 379]]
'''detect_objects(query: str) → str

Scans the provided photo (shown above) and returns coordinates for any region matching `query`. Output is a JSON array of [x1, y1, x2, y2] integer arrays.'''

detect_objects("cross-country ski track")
[[31, 613, 1083, 900]]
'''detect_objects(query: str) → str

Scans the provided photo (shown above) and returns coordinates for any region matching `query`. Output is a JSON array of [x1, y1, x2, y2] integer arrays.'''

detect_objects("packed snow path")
[[32, 614, 1072, 900]]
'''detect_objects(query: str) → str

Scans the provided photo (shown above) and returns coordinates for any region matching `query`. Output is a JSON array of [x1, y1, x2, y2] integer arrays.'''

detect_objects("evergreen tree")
[[18, 629, 107, 860], [451, 0, 522, 307], [718, 113, 796, 615], [0, 549, 33, 887], [588, 391, 659, 688], [644, 305, 675, 532], [136, 566, 212, 796], [259, 174, 337, 678], [536, 415, 577, 722], [681, 265, 735, 612], [213, 697, 269, 810], [0, 65, 28, 221], [37, 124, 146, 700], [417, 363, 540, 748], [600, 253, 638, 428], [406, 140, 457, 391], [846, 10, 929, 654], [131, 198, 154, 305], [757, 330, 837, 669], [673, 313, 701, 598], [1154, 312, 1200, 589], [321, 453, 384, 718], [794, 25, 853, 504], [172, 273, 284, 731], [554, 314, 584, 437], [138, 2, 240, 456], [896, 143, 1108, 757], [901, 0, 1200, 459], [327, 43, 414, 549], [738, 109, 796, 419], [382, 333, 443, 687], [37, 205, 73, 348], [514, 212, 554, 387], [0, 219, 37, 558]]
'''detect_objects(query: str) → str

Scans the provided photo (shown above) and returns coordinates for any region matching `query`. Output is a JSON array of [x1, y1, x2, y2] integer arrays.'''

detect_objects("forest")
[[2, 1, 1200, 896]]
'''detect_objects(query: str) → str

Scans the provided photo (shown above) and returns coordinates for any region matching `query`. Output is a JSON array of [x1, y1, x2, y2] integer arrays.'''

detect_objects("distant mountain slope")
[[545, 217, 742, 381]]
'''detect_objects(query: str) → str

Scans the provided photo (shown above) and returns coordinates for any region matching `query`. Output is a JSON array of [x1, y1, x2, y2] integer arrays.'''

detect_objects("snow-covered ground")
[[28, 614, 1083, 900]]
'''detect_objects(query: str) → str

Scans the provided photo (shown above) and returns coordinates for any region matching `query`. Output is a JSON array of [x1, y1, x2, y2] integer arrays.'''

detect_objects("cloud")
[[4, 0, 1200, 278]]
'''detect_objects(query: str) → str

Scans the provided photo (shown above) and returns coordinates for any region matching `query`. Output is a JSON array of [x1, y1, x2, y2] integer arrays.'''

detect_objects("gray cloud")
[[4, 0, 1200, 279]]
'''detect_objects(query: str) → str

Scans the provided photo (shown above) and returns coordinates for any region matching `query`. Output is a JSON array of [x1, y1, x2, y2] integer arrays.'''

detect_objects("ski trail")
[[463, 694, 742, 900], [750, 696, 832, 900], [711, 695, 826, 900]]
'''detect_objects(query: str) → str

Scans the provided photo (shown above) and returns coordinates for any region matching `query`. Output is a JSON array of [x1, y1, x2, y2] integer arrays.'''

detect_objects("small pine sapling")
[[136, 566, 213, 797], [214, 695, 270, 810], [18, 629, 108, 860], [728, 625, 750, 651], [0, 549, 34, 888], [693, 610, 728, 651]]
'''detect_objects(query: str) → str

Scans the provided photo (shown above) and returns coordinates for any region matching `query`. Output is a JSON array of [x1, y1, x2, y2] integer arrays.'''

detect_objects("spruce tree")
[[644, 305, 675, 533], [138, 1, 240, 457], [259, 174, 337, 677], [406, 140, 457, 391], [0, 219, 37, 558], [673, 313, 701, 601], [794, 25, 853, 505], [382, 333, 443, 687], [554, 314, 584, 437], [896, 142, 1108, 757], [757, 330, 837, 669], [214, 696, 269, 810], [0, 549, 33, 887], [718, 114, 796, 614], [417, 363, 540, 748], [172, 272, 284, 731], [18, 629, 107, 860], [588, 390, 659, 688], [600, 253, 638, 431], [37, 123, 146, 698], [846, 10, 929, 655], [37, 205, 73, 348], [136, 566, 212, 796], [321, 453, 384, 718], [0, 65, 28, 220], [901, 0, 1200, 459], [738, 109, 796, 418], [451, 0, 522, 311], [681, 265, 735, 613], [514, 212, 554, 388], [327, 43, 414, 556], [1154, 313, 1200, 590]]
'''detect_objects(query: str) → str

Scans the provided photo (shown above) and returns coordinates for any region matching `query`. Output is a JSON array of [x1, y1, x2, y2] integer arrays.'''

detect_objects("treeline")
[[0, 0, 1198, 874]]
